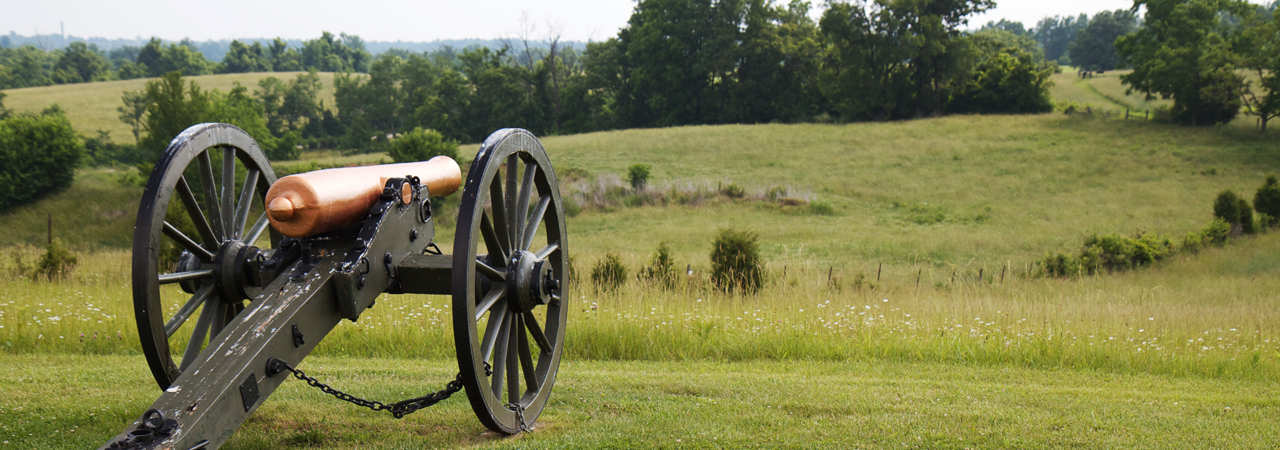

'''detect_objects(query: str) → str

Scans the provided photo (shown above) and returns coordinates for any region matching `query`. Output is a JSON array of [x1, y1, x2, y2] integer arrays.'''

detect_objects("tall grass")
[[3, 233, 1277, 381]]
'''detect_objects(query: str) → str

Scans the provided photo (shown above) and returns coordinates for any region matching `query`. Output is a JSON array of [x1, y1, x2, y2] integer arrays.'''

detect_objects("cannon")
[[101, 123, 568, 449]]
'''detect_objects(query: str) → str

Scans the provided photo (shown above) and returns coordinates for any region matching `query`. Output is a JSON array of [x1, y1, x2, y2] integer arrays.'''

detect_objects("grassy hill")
[[1, 72, 339, 144], [5, 114, 1275, 271]]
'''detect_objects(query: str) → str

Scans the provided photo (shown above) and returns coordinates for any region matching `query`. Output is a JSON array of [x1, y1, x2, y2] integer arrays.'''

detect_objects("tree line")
[[0, 32, 371, 89]]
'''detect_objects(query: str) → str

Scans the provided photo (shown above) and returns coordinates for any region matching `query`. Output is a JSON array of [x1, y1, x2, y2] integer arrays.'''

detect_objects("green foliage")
[[1238, 11, 1280, 131], [1183, 219, 1232, 252], [1035, 14, 1090, 63], [218, 40, 271, 74], [590, 252, 628, 293], [139, 72, 211, 157], [136, 38, 211, 77], [387, 127, 459, 163], [116, 90, 148, 143], [710, 228, 764, 294], [51, 42, 109, 84], [1254, 174, 1280, 227], [950, 47, 1054, 114], [300, 32, 370, 73], [809, 200, 835, 215], [1067, 10, 1139, 71], [1043, 231, 1174, 277], [1214, 189, 1255, 233], [719, 182, 746, 199], [81, 130, 142, 166], [32, 238, 77, 281], [0, 110, 83, 211], [1116, 0, 1250, 126], [640, 241, 677, 288], [627, 164, 651, 191]]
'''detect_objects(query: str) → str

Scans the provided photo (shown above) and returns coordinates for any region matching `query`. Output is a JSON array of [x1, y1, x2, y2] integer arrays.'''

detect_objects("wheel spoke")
[[507, 313, 521, 403], [522, 194, 550, 252], [476, 260, 506, 283], [480, 213, 507, 262], [164, 284, 214, 338], [158, 269, 214, 285], [522, 311, 553, 355], [515, 163, 536, 251], [481, 301, 508, 363], [475, 284, 507, 321], [505, 155, 518, 252], [196, 150, 226, 242], [162, 221, 215, 262], [534, 242, 559, 261], [233, 168, 260, 239], [176, 176, 220, 248], [220, 147, 235, 238], [518, 317, 540, 392], [244, 213, 269, 246], [179, 297, 217, 370], [208, 301, 228, 343], [491, 311, 512, 399], [488, 174, 512, 256]]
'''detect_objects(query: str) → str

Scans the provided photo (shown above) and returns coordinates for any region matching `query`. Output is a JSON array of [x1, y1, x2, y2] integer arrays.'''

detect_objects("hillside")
[[1, 72, 338, 143], [2, 114, 1275, 272]]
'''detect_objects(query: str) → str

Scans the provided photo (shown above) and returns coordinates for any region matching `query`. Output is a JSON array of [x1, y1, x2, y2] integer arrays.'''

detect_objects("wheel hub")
[[212, 240, 256, 302], [506, 251, 556, 313]]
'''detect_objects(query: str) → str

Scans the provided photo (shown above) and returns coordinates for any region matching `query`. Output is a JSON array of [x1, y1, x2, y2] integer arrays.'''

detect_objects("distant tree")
[[220, 40, 270, 73], [0, 45, 54, 88], [301, 32, 371, 72], [207, 83, 284, 159], [1238, 10, 1280, 131], [819, 0, 914, 121], [135, 38, 164, 76], [280, 71, 323, 130], [139, 72, 211, 157], [0, 109, 83, 211], [117, 89, 149, 143], [1034, 14, 1089, 64], [731, 0, 824, 123], [1068, 9, 1138, 71], [387, 127, 459, 163], [136, 37, 211, 77], [950, 47, 1054, 114], [1117, 0, 1251, 126], [269, 38, 302, 71], [894, 0, 996, 117], [979, 18, 1030, 36], [51, 42, 109, 84], [0, 92, 9, 120]]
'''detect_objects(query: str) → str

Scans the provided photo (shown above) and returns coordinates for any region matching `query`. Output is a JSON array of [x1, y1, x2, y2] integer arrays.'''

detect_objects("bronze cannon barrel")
[[264, 156, 462, 238]]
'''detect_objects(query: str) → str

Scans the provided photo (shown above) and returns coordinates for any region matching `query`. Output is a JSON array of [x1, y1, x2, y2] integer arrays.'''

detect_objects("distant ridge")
[[0, 32, 587, 62]]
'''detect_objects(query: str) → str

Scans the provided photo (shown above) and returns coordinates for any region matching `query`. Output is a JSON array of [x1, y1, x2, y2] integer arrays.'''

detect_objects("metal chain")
[[506, 402, 532, 432], [269, 359, 486, 419]]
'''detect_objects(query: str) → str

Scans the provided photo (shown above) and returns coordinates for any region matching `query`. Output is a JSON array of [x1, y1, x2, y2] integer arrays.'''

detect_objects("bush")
[[640, 241, 676, 288], [719, 182, 746, 199], [388, 127, 459, 164], [1255, 174, 1280, 228], [1238, 197, 1256, 234], [710, 228, 764, 294], [627, 164, 651, 191], [1040, 252, 1079, 277], [1213, 190, 1254, 234], [33, 239, 77, 280], [590, 252, 627, 293], [1078, 232, 1174, 274], [0, 110, 83, 211]]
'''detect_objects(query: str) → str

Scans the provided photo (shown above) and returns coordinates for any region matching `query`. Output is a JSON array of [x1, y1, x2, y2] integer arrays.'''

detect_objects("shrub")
[[627, 164, 651, 191], [641, 241, 676, 288], [710, 228, 764, 294], [0, 110, 83, 211], [809, 201, 835, 215], [1078, 232, 1174, 274], [388, 127, 459, 164], [1213, 190, 1242, 225], [719, 182, 746, 199], [590, 252, 627, 293], [1040, 252, 1079, 277], [33, 239, 77, 281], [1255, 174, 1280, 228], [1238, 197, 1256, 234]]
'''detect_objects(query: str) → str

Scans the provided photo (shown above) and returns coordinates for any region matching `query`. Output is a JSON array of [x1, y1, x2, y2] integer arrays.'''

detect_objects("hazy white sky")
[[2, 0, 1147, 43]]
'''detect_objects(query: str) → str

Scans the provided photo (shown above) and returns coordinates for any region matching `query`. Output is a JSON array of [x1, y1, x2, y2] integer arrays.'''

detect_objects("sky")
[[0, 0, 1163, 44]]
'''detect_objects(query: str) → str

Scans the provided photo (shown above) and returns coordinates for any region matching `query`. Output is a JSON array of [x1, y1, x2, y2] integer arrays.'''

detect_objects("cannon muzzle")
[[265, 156, 461, 237]]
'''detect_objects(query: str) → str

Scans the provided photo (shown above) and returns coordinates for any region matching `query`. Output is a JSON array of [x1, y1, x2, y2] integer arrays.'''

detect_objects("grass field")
[[2, 77, 1279, 447], [1, 72, 339, 144], [2, 355, 1278, 449]]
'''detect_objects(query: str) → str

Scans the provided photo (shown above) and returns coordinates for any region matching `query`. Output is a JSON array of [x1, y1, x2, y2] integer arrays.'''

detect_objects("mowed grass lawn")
[[1, 72, 339, 144], [2, 355, 1277, 449]]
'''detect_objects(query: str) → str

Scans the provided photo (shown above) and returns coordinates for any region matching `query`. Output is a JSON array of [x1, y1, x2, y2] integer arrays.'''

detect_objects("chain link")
[[506, 402, 532, 433], [269, 359, 472, 419]]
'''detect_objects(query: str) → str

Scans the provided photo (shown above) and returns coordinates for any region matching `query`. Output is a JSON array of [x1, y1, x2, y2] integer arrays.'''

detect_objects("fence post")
[[876, 263, 882, 283]]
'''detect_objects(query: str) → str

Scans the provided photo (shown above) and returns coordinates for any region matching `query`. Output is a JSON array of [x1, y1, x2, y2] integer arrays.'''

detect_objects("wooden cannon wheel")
[[453, 129, 568, 434], [131, 123, 280, 389]]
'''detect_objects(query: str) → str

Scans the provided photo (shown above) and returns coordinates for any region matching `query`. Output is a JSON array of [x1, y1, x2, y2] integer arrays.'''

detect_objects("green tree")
[[709, 228, 764, 294], [820, 0, 915, 121], [387, 127, 459, 163], [1034, 14, 1089, 64], [950, 46, 1054, 114], [117, 89, 149, 143], [268, 38, 302, 71], [219, 40, 270, 73], [51, 42, 110, 84], [1255, 174, 1280, 226], [1238, 11, 1280, 131], [893, 0, 996, 117], [139, 72, 211, 157], [731, 0, 824, 123], [1117, 0, 1251, 126], [1068, 10, 1138, 71], [0, 109, 83, 211]]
